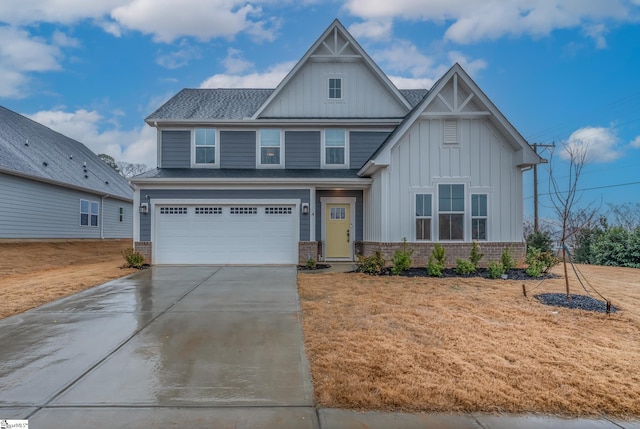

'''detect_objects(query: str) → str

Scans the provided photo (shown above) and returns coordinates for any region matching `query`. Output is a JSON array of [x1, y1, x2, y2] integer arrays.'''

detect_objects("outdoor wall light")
[[301, 203, 309, 215], [139, 203, 149, 214]]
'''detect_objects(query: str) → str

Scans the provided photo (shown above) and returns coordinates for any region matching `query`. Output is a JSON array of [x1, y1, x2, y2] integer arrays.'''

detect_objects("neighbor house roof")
[[0, 105, 133, 201], [145, 88, 427, 123]]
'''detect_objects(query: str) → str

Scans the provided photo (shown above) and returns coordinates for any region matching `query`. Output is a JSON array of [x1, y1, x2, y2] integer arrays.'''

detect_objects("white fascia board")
[[147, 118, 403, 127], [130, 177, 372, 187]]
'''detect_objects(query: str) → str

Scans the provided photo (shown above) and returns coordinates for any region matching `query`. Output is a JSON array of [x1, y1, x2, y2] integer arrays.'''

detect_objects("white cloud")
[[0, 0, 126, 25], [447, 51, 488, 75], [631, 136, 640, 148], [583, 23, 609, 49], [344, 0, 633, 46], [561, 126, 623, 163], [222, 48, 254, 74], [349, 20, 392, 41], [51, 31, 81, 48], [156, 41, 201, 69], [0, 26, 65, 98], [26, 109, 157, 167], [200, 61, 295, 88], [111, 0, 264, 43]]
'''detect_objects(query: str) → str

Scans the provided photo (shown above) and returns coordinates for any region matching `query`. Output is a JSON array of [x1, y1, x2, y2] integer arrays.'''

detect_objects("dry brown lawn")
[[0, 240, 136, 319], [298, 264, 640, 417]]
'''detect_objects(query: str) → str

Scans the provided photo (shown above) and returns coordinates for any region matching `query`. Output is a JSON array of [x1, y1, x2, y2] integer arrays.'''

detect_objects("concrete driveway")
[[0, 266, 316, 428]]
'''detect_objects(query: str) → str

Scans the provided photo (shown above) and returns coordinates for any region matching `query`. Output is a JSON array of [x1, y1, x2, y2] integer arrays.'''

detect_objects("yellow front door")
[[325, 204, 351, 259]]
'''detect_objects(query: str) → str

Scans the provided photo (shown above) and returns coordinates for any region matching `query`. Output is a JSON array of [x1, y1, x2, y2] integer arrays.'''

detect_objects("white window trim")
[[471, 193, 489, 241], [257, 129, 285, 169], [191, 128, 220, 168], [413, 192, 433, 242], [321, 128, 349, 169], [328, 77, 342, 100], [435, 181, 467, 242], [320, 196, 356, 261], [80, 199, 99, 228]]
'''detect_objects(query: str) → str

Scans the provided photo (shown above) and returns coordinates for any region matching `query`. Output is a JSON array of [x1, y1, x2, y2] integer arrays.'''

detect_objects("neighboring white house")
[[0, 105, 133, 239], [131, 19, 541, 266]]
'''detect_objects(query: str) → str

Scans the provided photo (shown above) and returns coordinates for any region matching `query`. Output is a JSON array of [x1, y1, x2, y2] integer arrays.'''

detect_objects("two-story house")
[[131, 19, 541, 266]]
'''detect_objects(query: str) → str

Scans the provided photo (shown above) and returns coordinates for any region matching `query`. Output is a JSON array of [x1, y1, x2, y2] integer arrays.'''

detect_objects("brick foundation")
[[134, 241, 152, 264], [298, 241, 320, 265], [361, 241, 526, 268]]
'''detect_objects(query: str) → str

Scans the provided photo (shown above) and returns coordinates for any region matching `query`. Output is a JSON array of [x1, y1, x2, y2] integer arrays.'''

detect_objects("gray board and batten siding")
[[316, 189, 364, 242], [139, 189, 311, 241], [159, 129, 389, 170], [0, 172, 133, 239]]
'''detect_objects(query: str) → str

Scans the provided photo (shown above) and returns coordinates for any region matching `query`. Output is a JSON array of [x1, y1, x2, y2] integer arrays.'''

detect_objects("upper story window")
[[259, 129, 282, 167], [194, 128, 216, 165], [323, 129, 347, 167], [438, 184, 464, 240], [80, 199, 99, 227], [329, 78, 342, 99]]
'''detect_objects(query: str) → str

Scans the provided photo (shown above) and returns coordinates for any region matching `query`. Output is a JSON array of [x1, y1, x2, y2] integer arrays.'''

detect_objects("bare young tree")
[[548, 143, 598, 299], [116, 161, 149, 178]]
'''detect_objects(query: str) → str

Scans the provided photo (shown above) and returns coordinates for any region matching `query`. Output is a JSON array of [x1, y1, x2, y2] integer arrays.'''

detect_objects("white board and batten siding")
[[365, 118, 523, 243], [152, 202, 299, 265]]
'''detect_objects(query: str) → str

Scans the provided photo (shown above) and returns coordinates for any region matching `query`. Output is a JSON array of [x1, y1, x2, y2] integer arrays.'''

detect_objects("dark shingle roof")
[[135, 168, 363, 180], [0, 106, 133, 201], [145, 88, 429, 122]]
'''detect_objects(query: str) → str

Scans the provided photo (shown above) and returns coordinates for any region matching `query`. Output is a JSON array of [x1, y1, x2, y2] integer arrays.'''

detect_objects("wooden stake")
[[522, 284, 527, 298]]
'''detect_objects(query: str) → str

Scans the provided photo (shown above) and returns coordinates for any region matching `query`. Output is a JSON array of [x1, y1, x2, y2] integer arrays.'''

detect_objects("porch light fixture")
[[301, 203, 309, 215], [139, 203, 149, 214]]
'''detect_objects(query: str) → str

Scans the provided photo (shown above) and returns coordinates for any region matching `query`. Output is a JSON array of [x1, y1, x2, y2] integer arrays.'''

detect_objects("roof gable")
[[360, 64, 542, 175], [251, 19, 412, 119], [0, 106, 133, 201]]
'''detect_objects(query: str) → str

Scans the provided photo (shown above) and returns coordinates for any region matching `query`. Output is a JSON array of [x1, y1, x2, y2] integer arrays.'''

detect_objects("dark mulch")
[[298, 264, 331, 271], [374, 267, 557, 281], [535, 293, 617, 313]]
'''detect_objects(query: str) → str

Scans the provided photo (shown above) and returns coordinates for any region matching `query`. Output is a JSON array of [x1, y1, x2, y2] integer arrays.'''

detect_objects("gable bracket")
[[437, 93, 454, 112]]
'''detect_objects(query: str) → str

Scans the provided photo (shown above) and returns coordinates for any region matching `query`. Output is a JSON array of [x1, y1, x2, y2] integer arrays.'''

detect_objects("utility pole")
[[532, 143, 554, 232]]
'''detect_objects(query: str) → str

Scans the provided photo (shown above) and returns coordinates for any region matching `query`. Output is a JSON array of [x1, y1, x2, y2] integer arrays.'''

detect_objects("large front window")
[[438, 184, 464, 240], [415, 194, 432, 240], [472, 194, 487, 240], [324, 129, 346, 165], [259, 129, 281, 165], [195, 128, 215, 164]]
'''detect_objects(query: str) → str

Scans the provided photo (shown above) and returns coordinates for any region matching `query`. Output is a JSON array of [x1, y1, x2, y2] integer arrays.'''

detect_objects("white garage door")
[[154, 204, 298, 264]]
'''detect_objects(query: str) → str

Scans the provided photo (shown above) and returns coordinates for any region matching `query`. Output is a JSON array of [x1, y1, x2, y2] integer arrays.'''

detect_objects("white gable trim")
[[251, 19, 411, 119], [359, 63, 542, 176]]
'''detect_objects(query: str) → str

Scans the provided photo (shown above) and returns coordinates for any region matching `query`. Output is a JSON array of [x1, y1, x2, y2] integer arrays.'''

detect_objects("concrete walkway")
[[1, 266, 638, 428]]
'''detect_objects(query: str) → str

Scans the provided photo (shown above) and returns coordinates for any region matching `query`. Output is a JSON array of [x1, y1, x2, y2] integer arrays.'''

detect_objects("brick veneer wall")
[[361, 241, 526, 268], [134, 241, 152, 264], [298, 241, 320, 265]]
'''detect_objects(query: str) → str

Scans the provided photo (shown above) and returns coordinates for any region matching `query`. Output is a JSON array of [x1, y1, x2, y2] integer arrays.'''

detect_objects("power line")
[[525, 180, 640, 200]]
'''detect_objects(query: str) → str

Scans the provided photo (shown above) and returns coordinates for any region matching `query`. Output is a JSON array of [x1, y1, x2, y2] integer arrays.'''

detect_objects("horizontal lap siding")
[[285, 131, 321, 169], [139, 189, 311, 241], [102, 199, 133, 238], [349, 131, 390, 169], [160, 130, 190, 168], [220, 131, 256, 169]]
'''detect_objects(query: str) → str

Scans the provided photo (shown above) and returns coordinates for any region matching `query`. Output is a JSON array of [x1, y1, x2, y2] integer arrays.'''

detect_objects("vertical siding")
[[138, 189, 310, 241], [315, 190, 364, 241], [0, 173, 132, 239], [285, 131, 321, 169], [349, 131, 390, 169], [220, 131, 256, 169], [160, 130, 190, 168], [260, 62, 408, 118]]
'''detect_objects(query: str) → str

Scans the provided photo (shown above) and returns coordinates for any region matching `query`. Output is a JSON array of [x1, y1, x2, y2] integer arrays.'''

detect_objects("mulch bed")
[[372, 267, 557, 280], [535, 293, 617, 313]]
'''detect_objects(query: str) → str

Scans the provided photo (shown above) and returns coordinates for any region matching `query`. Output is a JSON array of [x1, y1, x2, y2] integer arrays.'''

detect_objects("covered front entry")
[[321, 197, 355, 261], [153, 203, 299, 264]]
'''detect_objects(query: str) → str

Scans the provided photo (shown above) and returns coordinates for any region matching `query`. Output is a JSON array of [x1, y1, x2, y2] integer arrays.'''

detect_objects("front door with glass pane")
[[325, 204, 351, 259]]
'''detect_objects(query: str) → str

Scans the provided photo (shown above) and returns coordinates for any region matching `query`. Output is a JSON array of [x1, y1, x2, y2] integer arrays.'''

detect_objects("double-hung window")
[[259, 129, 281, 166], [119, 207, 124, 223], [471, 194, 488, 240], [438, 184, 464, 240], [415, 194, 432, 240], [324, 129, 346, 166], [329, 78, 342, 99], [194, 128, 216, 165], [80, 199, 99, 227]]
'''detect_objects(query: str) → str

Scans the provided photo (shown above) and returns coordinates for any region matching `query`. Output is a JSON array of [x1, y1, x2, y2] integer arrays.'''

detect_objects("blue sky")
[[1, 1, 639, 225]]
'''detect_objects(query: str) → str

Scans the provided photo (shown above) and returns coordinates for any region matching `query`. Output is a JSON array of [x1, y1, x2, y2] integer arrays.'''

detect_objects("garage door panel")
[[154, 204, 297, 265]]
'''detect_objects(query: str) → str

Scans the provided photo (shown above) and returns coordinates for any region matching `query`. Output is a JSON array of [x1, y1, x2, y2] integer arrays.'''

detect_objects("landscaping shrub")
[[501, 246, 516, 271], [305, 257, 317, 270], [427, 244, 446, 277], [487, 261, 505, 279], [526, 230, 554, 253], [455, 258, 476, 275], [526, 248, 559, 277], [357, 251, 386, 275], [469, 241, 484, 268], [391, 238, 414, 275], [122, 247, 145, 269]]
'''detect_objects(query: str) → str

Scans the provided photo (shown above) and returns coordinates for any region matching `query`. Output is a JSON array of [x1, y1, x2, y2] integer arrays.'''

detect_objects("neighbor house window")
[[415, 194, 432, 240], [119, 207, 124, 223], [438, 184, 464, 240], [329, 78, 342, 99], [194, 128, 216, 164], [80, 199, 99, 227], [472, 194, 487, 240], [324, 129, 346, 165], [259, 129, 282, 166]]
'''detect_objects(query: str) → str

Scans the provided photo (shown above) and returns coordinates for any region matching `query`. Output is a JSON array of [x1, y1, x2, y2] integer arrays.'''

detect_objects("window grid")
[[438, 184, 464, 240], [471, 194, 488, 240], [265, 207, 292, 215], [325, 129, 346, 165], [415, 194, 432, 241], [194, 128, 216, 164], [259, 129, 281, 165], [160, 207, 188, 215], [329, 78, 342, 99], [230, 207, 257, 215], [330, 207, 346, 220], [195, 207, 222, 215], [80, 199, 99, 227], [119, 207, 124, 223]]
